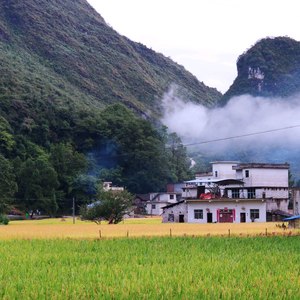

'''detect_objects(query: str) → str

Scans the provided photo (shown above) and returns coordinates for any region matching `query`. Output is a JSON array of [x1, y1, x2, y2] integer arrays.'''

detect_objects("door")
[[179, 215, 184, 223], [197, 186, 205, 198], [219, 212, 233, 223], [240, 212, 246, 223], [207, 213, 212, 223]]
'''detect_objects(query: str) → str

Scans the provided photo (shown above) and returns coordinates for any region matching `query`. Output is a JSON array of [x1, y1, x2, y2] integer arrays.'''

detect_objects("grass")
[[1, 236, 300, 299], [1, 218, 300, 299]]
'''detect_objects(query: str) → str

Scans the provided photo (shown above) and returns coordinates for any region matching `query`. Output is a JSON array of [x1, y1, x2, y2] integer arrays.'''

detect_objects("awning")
[[283, 215, 300, 221]]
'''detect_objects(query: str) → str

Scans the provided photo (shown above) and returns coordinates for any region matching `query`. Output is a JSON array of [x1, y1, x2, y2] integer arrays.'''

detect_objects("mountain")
[[0, 0, 221, 121], [220, 36, 300, 105]]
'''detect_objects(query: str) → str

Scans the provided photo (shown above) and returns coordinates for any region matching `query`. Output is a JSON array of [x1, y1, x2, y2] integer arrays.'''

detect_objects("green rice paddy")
[[1, 236, 300, 299]]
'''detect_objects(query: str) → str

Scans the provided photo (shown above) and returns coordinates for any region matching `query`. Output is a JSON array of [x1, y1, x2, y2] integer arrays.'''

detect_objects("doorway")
[[240, 212, 246, 223], [179, 215, 184, 223], [207, 213, 212, 223]]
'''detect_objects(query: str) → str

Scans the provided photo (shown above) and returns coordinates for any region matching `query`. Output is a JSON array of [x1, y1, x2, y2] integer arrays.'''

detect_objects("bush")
[[0, 214, 10, 225]]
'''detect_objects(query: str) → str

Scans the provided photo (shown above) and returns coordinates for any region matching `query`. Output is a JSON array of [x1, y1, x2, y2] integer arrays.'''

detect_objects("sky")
[[87, 0, 300, 94]]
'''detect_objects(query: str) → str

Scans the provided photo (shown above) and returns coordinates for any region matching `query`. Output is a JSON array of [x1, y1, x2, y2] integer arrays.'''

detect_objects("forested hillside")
[[1, 0, 221, 216], [220, 37, 300, 105], [0, 0, 221, 118]]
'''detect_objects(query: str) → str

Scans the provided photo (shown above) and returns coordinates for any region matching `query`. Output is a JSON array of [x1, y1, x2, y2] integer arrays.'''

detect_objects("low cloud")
[[161, 85, 300, 152]]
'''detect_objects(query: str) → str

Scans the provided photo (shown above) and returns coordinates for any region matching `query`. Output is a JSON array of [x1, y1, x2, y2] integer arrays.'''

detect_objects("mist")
[[161, 85, 300, 176], [161, 85, 300, 148]]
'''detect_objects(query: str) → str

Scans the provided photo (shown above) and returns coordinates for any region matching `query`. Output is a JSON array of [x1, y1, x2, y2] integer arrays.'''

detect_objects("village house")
[[162, 161, 291, 223], [161, 200, 187, 223], [134, 183, 185, 216]]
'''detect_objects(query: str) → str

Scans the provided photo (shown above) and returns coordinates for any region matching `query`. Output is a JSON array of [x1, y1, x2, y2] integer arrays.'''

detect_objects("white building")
[[142, 183, 185, 216], [146, 192, 178, 216], [183, 162, 291, 223]]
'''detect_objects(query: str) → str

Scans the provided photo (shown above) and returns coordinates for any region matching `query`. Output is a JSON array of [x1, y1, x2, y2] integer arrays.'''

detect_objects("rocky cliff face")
[[220, 37, 300, 106]]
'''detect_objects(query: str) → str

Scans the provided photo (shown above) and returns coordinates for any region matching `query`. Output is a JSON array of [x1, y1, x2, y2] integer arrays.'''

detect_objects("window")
[[168, 214, 174, 222], [215, 171, 218, 177], [245, 170, 249, 177], [194, 209, 203, 219], [152, 204, 156, 209], [170, 194, 174, 200], [248, 189, 255, 199], [232, 189, 239, 198], [250, 209, 259, 219]]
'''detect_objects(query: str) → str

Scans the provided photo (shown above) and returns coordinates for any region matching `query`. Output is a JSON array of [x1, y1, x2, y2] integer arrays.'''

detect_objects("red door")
[[219, 212, 233, 223]]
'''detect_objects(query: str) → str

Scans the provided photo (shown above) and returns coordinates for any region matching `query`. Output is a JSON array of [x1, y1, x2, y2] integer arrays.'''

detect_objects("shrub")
[[0, 214, 10, 225]]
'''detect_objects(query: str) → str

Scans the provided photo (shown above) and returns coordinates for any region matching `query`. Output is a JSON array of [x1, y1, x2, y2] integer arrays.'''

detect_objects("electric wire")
[[11, 124, 300, 171]]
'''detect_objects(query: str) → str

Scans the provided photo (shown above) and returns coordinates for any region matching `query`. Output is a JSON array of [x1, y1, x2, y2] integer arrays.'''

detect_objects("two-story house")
[[180, 162, 291, 223]]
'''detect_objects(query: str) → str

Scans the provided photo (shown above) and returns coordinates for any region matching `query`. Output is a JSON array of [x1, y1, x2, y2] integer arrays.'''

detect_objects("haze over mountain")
[[161, 37, 300, 181]]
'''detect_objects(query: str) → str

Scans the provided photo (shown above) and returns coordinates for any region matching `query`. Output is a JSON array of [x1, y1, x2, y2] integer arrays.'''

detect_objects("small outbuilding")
[[283, 215, 300, 229], [162, 200, 187, 223]]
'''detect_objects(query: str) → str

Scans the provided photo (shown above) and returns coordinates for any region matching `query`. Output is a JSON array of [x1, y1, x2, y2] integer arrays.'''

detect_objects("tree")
[[0, 154, 18, 214], [80, 188, 134, 224], [15, 155, 60, 218], [167, 132, 193, 182], [50, 143, 88, 213]]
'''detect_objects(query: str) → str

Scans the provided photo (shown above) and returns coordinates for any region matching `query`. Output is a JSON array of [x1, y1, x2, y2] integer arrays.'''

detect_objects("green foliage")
[[80, 188, 134, 224], [0, 214, 10, 225], [15, 155, 60, 217], [0, 154, 17, 214], [221, 37, 300, 105], [0, 0, 221, 216], [0, 0, 221, 126]]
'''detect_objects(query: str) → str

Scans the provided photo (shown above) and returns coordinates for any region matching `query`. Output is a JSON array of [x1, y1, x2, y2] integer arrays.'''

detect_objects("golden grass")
[[1, 217, 298, 240]]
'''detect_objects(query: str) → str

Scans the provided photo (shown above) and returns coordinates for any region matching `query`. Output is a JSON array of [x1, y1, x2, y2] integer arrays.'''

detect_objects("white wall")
[[243, 168, 288, 188], [146, 202, 168, 216], [187, 200, 266, 223], [149, 193, 177, 202], [182, 188, 198, 199], [212, 162, 239, 179]]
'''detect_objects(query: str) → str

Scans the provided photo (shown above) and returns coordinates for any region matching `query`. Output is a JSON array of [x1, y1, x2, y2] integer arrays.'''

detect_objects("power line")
[[11, 124, 300, 171], [183, 124, 300, 147]]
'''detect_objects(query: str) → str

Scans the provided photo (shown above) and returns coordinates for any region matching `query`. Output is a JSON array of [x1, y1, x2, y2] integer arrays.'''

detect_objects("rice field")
[[1, 218, 300, 299], [1, 217, 297, 240], [1, 236, 300, 299]]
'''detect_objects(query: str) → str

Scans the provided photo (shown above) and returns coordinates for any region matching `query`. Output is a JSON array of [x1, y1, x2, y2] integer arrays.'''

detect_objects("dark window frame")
[[247, 188, 255, 199], [232, 189, 240, 198], [250, 209, 259, 219], [194, 209, 203, 219]]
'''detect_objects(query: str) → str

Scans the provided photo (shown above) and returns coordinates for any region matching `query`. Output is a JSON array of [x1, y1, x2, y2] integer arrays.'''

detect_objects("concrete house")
[[146, 192, 179, 216], [162, 200, 188, 223], [182, 161, 291, 223], [135, 183, 185, 216]]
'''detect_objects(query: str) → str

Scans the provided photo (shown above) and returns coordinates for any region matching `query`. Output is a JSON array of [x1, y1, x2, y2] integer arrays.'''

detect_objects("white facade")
[[183, 162, 290, 223], [187, 199, 266, 223], [234, 165, 289, 190], [212, 161, 239, 179], [146, 192, 177, 215]]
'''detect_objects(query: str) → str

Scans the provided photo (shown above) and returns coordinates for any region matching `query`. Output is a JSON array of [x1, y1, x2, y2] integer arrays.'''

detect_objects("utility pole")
[[73, 198, 75, 224]]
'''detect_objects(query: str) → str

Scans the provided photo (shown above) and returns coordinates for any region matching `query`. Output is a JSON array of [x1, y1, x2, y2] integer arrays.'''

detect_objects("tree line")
[[0, 103, 192, 217]]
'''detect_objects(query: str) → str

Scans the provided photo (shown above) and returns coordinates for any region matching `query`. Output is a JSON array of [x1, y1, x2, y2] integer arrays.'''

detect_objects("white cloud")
[[161, 85, 300, 150]]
